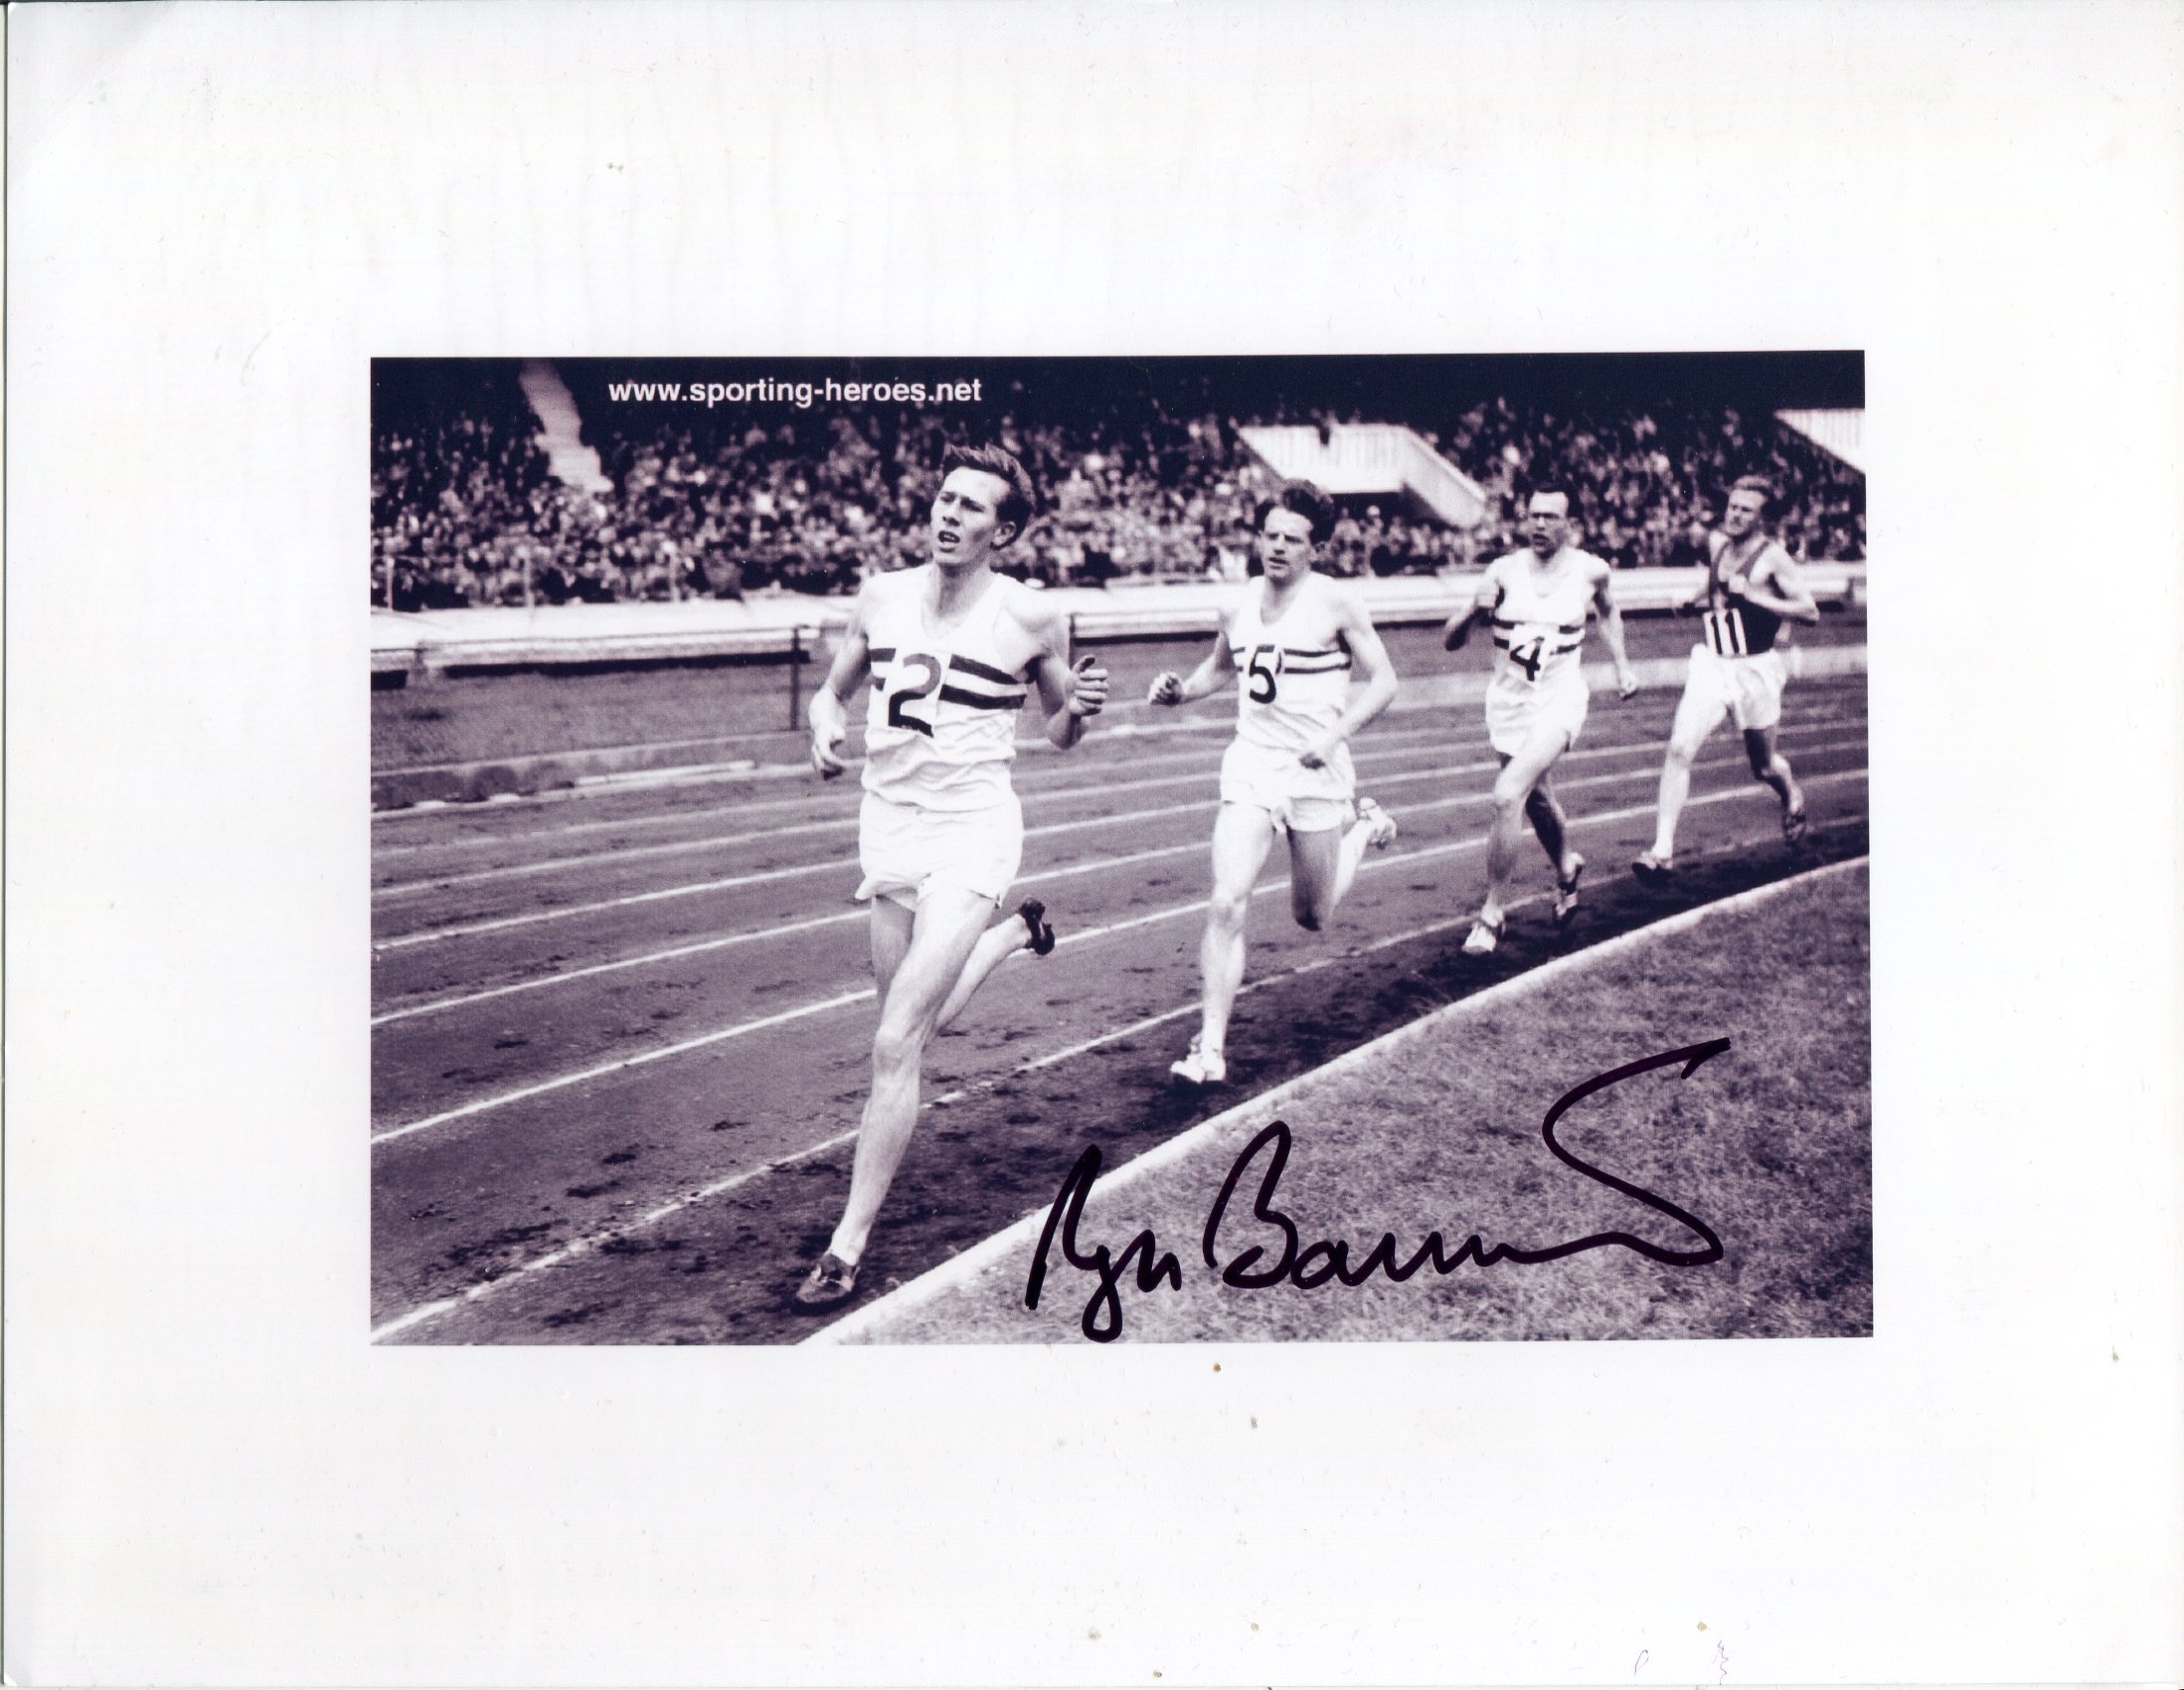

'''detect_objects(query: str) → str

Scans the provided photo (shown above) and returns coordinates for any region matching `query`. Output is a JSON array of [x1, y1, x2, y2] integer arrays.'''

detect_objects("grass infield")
[[829, 861, 1872, 1345]]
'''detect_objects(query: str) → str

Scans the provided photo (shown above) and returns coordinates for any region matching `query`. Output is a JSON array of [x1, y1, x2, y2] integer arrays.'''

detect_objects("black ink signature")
[[1025, 1038, 1730, 1342]]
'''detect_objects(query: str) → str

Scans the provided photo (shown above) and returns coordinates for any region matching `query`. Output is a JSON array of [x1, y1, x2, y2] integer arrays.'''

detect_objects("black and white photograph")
[[10, 3, 2180, 1685], [371, 353, 1872, 1346]]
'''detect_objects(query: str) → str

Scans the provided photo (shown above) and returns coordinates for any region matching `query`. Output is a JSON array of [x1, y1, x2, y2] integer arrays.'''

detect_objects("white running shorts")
[[1673, 642, 1787, 737], [855, 791, 1024, 911], [1218, 737, 1354, 834], [1484, 671, 1590, 759]]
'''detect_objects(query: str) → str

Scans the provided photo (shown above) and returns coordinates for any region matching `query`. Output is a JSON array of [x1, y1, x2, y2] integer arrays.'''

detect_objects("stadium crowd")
[[372, 365, 1866, 609]]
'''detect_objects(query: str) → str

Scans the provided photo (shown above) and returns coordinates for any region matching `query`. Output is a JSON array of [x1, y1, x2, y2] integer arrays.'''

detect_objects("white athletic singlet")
[[861, 570, 1038, 812], [1229, 577, 1355, 757], [1486, 548, 1599, 689]]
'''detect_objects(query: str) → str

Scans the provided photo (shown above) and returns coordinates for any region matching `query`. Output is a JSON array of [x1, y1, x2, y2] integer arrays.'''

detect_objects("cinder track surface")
[[372, 671, 1868, 1343]]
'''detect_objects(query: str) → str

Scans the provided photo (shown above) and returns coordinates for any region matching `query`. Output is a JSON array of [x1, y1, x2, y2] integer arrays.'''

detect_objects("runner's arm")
[[1149, 624, 1236, 706], [1733, 546, 1821, 623], [808, 591, 875, 777], [1441, 567, 1502, 649], [1591, 562, 1639, 699], [1299, 590, 1401, 767], [1027, 603, 1108, 750]]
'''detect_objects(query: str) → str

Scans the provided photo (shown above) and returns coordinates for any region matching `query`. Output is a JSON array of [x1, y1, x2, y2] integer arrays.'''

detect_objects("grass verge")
[[830, 860, 1872, 1345]]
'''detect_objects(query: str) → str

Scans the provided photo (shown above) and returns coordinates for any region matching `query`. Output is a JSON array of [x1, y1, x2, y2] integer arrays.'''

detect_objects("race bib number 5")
[[1246, 643, 1283, 704]]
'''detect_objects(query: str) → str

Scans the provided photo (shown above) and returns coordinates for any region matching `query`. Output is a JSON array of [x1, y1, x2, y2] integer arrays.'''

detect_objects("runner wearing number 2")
[[1442, 486, 1637, 955], [1148, 480, 1401, 1087], [793, 443, 1109, 1312]]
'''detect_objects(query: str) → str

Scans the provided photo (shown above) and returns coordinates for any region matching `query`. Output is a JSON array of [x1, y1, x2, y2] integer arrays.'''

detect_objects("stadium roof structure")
[[1238, 422, 1490, 528], [1775, 408, 1866, 474], [520, 359, 614, 493]]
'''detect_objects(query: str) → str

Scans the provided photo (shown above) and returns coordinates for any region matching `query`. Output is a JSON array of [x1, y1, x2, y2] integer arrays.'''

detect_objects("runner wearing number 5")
[[1632, 474, 1819, 881], [1443, 486, 1637, 955], [1147, 480, 1401, 1088], [792, 443, 1109, 1313]]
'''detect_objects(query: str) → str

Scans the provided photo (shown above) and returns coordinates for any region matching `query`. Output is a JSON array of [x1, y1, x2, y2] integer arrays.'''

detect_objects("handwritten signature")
[[1025, 1037, 1731, 1342]]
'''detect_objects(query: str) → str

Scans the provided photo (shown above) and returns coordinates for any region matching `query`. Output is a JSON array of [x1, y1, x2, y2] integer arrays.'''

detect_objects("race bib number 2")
[[886, 652, 943, 735]]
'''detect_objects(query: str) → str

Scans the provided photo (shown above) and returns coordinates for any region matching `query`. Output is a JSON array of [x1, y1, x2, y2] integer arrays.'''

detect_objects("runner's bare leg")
[[1742, 725, 1802, 816], [1647, 694, 1721, 861], [933, 900, 1038, 1030], [1194, 803, 1280, 1057], [827, 886, 994, 1266], [1481, 731, 1568, 924], [1287, 823, 1349, 930], [1525, 771, 1577, 880]]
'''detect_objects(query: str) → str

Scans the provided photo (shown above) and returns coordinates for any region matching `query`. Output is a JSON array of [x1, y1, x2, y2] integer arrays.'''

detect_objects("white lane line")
[[367, 895, 1581, 1344], [373, 831, 1870, 1341], [369, 729, 1573, 901], [372, 985, 877, 1146], [369, 692, 1448, 830], [370, 721, 1866, 948], [369, 712, 1354, 833], [372, 909, 867, 1027], [370, 662, 1870, 827], [370, 1124, 867, 1341], [813, 855, 1874, 1343], [926, 896, 1556, 1106], [371, 738, 1860, 1026], [370, 770, 1868, 1142], [372, 696, 1872, 858], [371, 732, 1864, 1020], [365, 719, 1488, 877]]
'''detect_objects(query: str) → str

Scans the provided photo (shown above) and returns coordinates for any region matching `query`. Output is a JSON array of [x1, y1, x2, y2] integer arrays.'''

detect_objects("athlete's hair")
[[939, 442, 1037, 539], [1728, 473, 1776, 511], [1523, 485, 1574, 516], [1253, 478, 1337, 544]]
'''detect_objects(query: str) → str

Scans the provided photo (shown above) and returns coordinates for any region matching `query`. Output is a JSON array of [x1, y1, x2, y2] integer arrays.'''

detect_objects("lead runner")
[[792, 443, 1109, 1314]]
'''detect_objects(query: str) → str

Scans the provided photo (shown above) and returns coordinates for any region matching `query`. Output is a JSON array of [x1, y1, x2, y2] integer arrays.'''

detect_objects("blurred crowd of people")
[[371, 369, 1866, 610]]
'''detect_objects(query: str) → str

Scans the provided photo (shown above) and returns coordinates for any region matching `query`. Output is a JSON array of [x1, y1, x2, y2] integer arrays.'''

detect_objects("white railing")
[[372, 566, 1865, 672]]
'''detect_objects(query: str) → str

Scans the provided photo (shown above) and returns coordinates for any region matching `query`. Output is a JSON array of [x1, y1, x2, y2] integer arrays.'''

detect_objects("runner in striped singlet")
[[1633, 474, 1819, 881], [1146, 480, 1401, 1088], [792, 444, 1110, 1313], [1442, 486, 1637, 955]]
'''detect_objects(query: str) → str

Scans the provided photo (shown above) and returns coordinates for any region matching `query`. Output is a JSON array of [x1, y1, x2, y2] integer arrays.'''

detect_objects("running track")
[[371, 676, 1869, 1343]]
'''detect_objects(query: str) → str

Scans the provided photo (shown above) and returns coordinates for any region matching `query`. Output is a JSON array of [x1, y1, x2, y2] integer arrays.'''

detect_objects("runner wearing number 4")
[[792, 443, 1109, 1314], [1443, 487, 1637, 955], [1148, 480, 1401, 1088], [1633, 474, 1820, 882]]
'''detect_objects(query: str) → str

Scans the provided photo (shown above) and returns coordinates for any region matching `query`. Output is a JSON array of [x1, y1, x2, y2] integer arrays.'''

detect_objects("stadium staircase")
[[518, 360, 613, 492], [1238, 422, 1489, 527]]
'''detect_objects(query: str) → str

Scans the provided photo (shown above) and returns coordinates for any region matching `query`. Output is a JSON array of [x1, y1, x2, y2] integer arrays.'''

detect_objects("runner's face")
[[1723, 487, 1766, 538], [1257, 508, 1318, 582], [1525, 495, 1571, 554], [930, 468, 1015, 567]]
